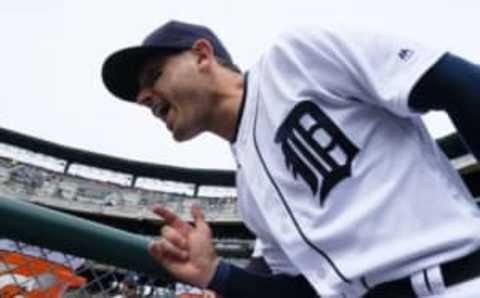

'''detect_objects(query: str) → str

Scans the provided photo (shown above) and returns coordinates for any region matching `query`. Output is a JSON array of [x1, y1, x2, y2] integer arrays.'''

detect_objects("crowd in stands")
[[0, 156, 239, 221]]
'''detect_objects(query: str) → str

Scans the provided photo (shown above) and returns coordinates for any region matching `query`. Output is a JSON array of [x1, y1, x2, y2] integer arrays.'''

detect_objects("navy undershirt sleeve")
[[408, 53, 480, 160], [207, 260, 317, 298]]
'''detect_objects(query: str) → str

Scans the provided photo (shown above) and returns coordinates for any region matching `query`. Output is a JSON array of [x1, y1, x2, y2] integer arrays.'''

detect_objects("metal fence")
[[0, 236, 248, 298], [0, 239, 176, 297]]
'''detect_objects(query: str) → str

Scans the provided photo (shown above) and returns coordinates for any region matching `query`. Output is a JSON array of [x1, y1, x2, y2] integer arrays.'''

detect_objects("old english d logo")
[[275, 101, 359, 206]]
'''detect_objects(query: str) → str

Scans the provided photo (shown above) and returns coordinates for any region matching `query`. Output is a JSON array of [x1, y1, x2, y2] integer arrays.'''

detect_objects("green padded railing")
[[0, 196, 169, 280]]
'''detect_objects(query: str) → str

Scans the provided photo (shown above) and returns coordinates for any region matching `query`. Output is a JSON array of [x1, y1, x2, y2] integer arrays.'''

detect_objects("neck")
[[207, 70, 245, 142]]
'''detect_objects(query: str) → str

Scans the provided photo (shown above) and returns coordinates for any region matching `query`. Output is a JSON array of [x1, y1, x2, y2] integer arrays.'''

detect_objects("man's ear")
[[192, 39, 215, 71]]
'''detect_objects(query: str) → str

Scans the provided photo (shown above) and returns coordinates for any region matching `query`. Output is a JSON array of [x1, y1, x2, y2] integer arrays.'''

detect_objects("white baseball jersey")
[[230, 25, 480, 297]]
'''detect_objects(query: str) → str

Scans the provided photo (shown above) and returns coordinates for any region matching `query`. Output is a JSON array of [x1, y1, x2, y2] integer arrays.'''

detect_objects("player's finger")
[[152, 204, 180, 223], [148, 240, 168, 262], [161, 238, 189, 260], [148, 240, 176, 265], [148, 238, 188, 261], [162, 225, 188, 249], [152, 204, 192, 234]]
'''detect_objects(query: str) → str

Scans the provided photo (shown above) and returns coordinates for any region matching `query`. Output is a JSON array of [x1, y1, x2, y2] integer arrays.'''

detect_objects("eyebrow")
[[138, 58, 165, 88], [137, 49, 185, 88]]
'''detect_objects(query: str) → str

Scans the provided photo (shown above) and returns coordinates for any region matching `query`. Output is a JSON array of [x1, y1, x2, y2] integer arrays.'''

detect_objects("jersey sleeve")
[[270, 25, 446, 117]]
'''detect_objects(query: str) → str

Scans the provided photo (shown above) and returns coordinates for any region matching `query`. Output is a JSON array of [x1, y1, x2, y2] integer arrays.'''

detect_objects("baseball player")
[[101, 20, 480, 297]]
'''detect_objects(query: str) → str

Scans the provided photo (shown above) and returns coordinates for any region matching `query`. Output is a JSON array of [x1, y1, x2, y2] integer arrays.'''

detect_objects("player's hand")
[[148, 204, 220, 288]]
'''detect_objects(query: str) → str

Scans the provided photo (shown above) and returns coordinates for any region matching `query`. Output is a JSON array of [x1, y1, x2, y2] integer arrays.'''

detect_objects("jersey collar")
[[230, 72, 249, 144]]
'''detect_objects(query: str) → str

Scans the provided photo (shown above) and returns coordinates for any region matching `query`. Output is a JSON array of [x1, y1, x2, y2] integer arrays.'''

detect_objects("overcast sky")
[[1, 0, 478, 170]]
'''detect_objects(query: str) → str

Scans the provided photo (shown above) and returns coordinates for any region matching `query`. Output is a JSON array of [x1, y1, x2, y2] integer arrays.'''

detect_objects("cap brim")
[[101, 46, 168, 102]]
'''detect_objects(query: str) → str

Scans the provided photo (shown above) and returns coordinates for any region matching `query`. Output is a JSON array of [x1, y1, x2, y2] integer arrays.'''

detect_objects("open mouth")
[[152, 102, 170, 119]]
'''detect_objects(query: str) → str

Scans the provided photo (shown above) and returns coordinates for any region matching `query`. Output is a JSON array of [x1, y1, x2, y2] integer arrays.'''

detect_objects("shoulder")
[[265, 23, 373, 61], [261, 25, 333, 65], [259, 24, 357, 69], [273, 25, 334, 48], [274, 24, 364, 46]]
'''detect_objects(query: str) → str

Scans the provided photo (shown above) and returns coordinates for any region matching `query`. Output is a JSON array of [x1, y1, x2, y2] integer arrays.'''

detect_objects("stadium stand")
[[0, 127, 478, 297]]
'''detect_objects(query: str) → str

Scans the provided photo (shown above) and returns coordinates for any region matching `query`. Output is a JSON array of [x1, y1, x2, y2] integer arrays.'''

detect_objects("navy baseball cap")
[[102, 20, 233, 102]]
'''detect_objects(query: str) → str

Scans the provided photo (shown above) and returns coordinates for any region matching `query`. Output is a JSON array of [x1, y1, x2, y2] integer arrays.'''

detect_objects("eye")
[[144, 69, 162, 88], [139, 65, 163, 89]]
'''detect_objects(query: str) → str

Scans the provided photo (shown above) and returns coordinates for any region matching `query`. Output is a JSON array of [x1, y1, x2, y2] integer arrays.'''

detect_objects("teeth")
[[161, 106, 169, 116], [153, 103, 169, 118], [153, 105, 162, 117]]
